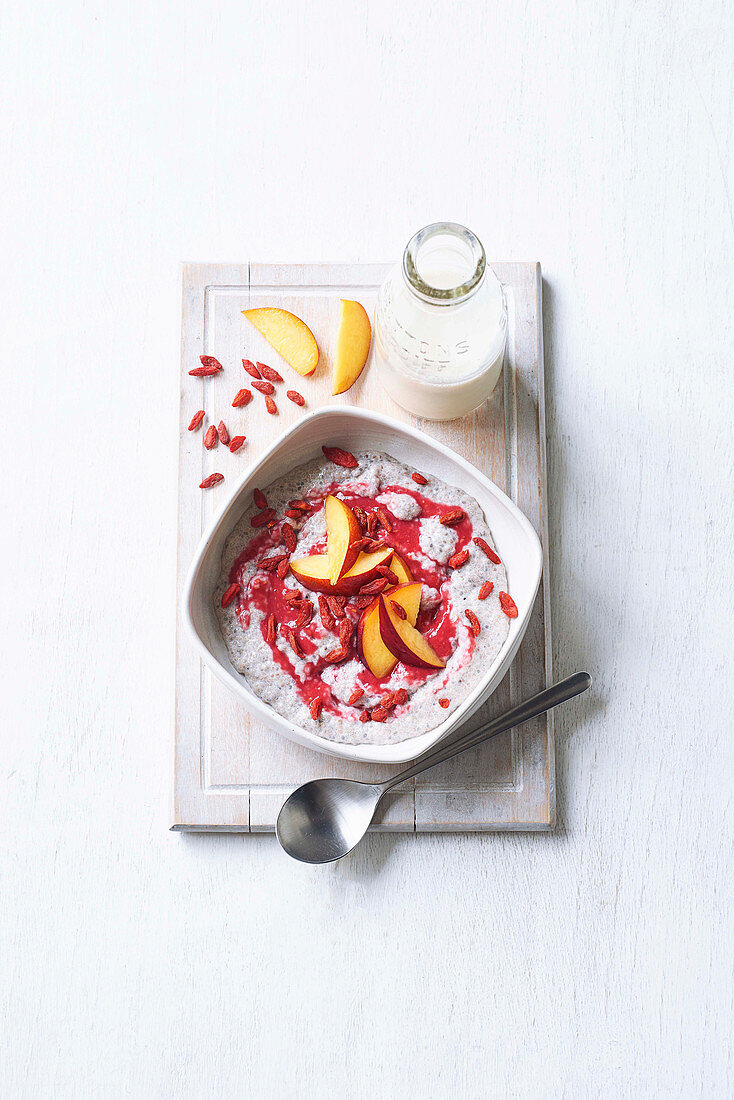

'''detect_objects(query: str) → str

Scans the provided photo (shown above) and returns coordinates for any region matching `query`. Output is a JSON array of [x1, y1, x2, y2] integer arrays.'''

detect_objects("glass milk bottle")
[[373, 223, 507, 420]]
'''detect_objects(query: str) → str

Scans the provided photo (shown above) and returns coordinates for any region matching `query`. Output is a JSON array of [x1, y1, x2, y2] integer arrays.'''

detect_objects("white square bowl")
[[183, 407, 542, 764]]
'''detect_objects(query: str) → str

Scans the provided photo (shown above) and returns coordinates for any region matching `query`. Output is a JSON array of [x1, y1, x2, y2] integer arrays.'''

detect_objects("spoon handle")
[[382, 672, 591, 791]]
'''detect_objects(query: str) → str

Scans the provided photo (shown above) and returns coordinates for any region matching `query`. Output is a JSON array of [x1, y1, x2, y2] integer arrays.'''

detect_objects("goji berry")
[[229, 436, 246, 453], [199, 473, 224, 488], [242, 359, 261, 379], [203, 425, 218, 449], [251, 378, 275, 395], [322, 445, 358, 468], [499, 591, 518, 618], [478, 581, 494, 600], [221, 582, 240, 608], [253, 488, 268, 509], [232, 388, 252, 407], [464, 609, 481, 636], [473, 537, 501, 564], [412, 472, 428, 485], [447, 548, 470, 569], [251, 508, 275, 528], [217, 421, 229, 445], [258, 363, 282, 383], [265, 395, 277, 415], [309, 698, 322, 720], [286, 390, 305, 406], [188, 410, 205, 431], [282, 523, 297, 552]]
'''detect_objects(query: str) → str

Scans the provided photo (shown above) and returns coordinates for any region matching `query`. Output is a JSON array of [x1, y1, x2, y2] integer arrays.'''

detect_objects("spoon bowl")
[[276, 779, 383, 863]]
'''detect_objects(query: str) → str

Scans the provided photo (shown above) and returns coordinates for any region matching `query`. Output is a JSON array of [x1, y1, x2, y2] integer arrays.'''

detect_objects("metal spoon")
[[276, 671, 591, 862]]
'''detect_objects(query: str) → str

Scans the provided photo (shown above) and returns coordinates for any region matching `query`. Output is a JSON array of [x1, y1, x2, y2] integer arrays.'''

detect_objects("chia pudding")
[[215, 450, 514, 745]]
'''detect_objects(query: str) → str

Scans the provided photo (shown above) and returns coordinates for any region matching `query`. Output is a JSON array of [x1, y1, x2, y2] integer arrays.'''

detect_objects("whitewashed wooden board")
[[172, 262, 552, 831]]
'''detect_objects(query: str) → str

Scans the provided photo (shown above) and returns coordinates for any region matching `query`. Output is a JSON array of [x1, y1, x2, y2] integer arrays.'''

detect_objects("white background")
[[2, 1, 732, 1097]]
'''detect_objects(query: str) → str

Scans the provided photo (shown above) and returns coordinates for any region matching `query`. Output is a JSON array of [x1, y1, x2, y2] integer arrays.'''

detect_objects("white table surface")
[[2, 2, 732, 1097]]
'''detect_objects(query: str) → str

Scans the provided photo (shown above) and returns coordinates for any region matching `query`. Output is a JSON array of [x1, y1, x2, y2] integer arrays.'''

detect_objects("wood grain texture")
[[174, 261, 552, 831], [2, 1, 733, 1097]]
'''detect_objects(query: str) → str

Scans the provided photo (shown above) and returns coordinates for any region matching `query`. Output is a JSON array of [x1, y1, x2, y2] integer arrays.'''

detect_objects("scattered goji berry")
[[282, 523, 297, 552], [347, 688, 364, 705], [393, 688, 410, 706], [232, 388, 252, 407], [359, 711, 371, 723], [221, 582, 240, 608], [188, 410, 205, 431], [251, 378, 275, 395], [242, 359, 261, 379], [339, 619, 353, 647], [499, 591, 518, 618], [309, 698, 322, 720], [217, 421, 229, 445], [251, 508, 275, 528], [375, 508, 392, 531], [258, 363, 282, 383], [464, 609, 481, 636], [478, 581, 494, 600], [203, 425, 218, 449], [447, 548, 470, 569], [390, 600, 407, 620], [200, 355, 223, 371], [473, 537, 501, 564], [327, 596, 346, 621], [253, 488, 268, 509], [359, 578, 388, 596], [440, 508, 465, 526], [288, 630, 305, 659], [284, 509, 302, 519], [411, 472, 428, 485], [265, 395, 277, 415], [324, 646, 348, 664], [199, 473, 224, 488], [438, 698, 450, 709], [229, 435, 246, 453], [266, 614, 276, 644], [276, 557, 290, 579], [370, 706, 388, 723], [288, 499, 311, 511], [286, 390, 305, 406], [322, 445, 358, 468], [377, 565, 399, 585], [318, 595, 335, 630]]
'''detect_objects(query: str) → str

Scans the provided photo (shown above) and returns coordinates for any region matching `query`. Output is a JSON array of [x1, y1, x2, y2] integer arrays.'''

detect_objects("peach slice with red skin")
[[357, 582, 423, 679], [324, 495, 361, 584], [378, 590, 445, 671], [290, 547, 393, 595], [390, 553, 412, 586]]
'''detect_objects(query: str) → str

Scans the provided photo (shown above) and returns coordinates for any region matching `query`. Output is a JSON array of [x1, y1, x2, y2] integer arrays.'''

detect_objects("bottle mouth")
[[402, 222, 486, 304]]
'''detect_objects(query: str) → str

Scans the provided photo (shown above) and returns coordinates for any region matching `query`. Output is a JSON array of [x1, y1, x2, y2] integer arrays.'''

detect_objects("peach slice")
[[332, 299, 372, 395], [324, 495, 361, 584], [289, 553, 332, 593], [290, 547, 393, 596], [390, 553, 413, 586], [378, 591, 445, 671], [242, 308, 319, 377], [357, 583, 423, 679]]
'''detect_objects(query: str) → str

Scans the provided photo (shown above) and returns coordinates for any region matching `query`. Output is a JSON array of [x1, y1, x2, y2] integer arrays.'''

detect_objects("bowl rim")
[[182, 405, 543, 764]]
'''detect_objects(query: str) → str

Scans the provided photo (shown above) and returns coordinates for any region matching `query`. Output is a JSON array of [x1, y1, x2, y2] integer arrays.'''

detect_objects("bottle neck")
[[402, 222, 486, 307]]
